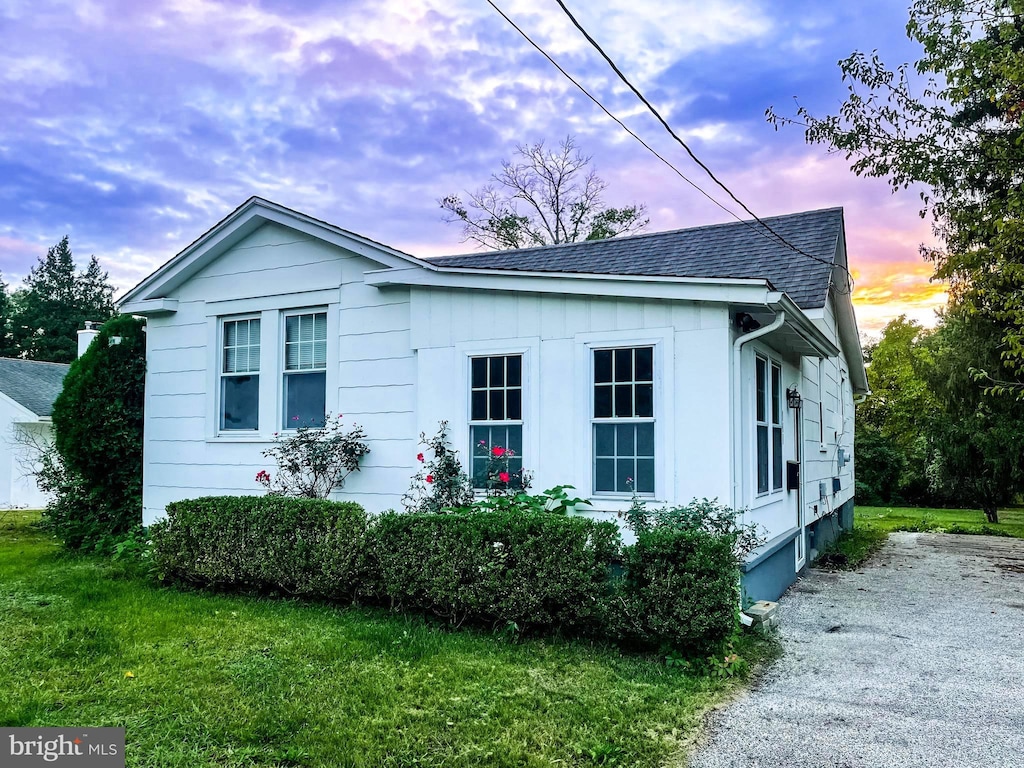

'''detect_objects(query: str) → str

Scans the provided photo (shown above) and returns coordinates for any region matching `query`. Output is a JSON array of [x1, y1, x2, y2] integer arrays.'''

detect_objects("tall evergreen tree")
[[12, 236, 115, 363], [0, 274, 13, 358]]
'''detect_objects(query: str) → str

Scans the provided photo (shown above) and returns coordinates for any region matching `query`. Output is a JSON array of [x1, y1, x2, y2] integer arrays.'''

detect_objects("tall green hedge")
[[150, 496, 369, 600], [46, 314, 146, 550], [149, 496, 741, 656], [368, 510, 620, 633]]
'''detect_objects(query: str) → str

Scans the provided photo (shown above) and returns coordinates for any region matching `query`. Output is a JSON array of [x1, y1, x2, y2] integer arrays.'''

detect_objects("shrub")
[[150, 496, 369, 600], [472, 438, 532, 495], [255, 414, 370, 498], [45, 314, 146, 552], [611, 527, 739, 657], [472, 485, 592, 516], [402, 421, 475, 513], [367, 510, 621, 634]]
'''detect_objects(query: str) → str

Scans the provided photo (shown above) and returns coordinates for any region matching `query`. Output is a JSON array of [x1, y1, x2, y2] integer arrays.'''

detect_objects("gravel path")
[[688, 533, 1024, 768]]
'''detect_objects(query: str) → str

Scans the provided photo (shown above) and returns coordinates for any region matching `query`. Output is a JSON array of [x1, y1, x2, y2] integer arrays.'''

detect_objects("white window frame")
[[754, 352, 786, 498], [205, 298, 339, 443], [574, 329, 673, 505], [281, 308, 329, 431], [591, 344, 657, 497], [218, 314, 262, 432], [468, 353, 525, 490]]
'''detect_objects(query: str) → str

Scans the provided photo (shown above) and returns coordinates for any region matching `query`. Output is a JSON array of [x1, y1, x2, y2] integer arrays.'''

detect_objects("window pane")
[[489, 390, 504, 421], [221, 375, 259, 431], [471, 357, 487, 389], [506, 355, 522, 387], [489, 356, 504, 387], [594, 385, 612, 418], [285, 315, 298, 344], [771, 364, 782, 425], [284, 371, 326, 428], [594, 424, 615, 456], [471, 391, 487, 421], [757, 424, 769, 493], [224, 347, 236, 373], [595, 458, 615, 492], [616, 459, 636, 492], [314, 312, 327, 340], [614, 348, 633, 382], [506, 388, 522, 420], [224, 321, 238, 347], [614, 384, 633, 417], [594, 349, 612, 383], [506, 425, 523, 455], [635, 458, 655, 493], [635, 383, 653, 418], [636, 423, 654, 456], [756, 358, 767, 423], [635, 347, 653, 381], [772, 427, 784, 490], [313, 338, 327, 369], [616, 424, 635, 457]]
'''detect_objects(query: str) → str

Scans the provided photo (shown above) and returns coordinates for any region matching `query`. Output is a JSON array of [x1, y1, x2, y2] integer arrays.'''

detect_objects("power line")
[[483, 0, 853, 293], [550, 0, 853, 292]]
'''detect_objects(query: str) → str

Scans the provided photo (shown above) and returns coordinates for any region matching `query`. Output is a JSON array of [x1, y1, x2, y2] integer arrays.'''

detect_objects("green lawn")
[[855, 505, 1024, 538], [0, 510, 765, 768]]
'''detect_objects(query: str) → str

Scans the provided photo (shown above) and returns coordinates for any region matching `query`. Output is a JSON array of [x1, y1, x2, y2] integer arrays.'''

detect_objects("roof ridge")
[[428, 207, 845, 261], [0, 357, 71, 369]]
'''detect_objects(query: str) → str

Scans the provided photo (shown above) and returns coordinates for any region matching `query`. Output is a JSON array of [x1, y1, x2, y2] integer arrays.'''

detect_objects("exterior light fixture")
[[786, 387, 802, 410]]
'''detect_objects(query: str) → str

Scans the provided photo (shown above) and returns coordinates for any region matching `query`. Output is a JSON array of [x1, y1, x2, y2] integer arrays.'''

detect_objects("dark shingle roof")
[[0, 358, 70, 417], [428, 208, 844, 309]]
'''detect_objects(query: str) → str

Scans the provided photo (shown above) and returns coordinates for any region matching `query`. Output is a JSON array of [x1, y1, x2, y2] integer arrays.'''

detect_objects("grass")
[[814, 526, 889, 570], [855, 505, 1024, 539], [0, 510, 768, 768]]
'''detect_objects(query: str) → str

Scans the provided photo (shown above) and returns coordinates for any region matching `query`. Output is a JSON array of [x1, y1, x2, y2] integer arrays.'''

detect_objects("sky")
[[0, 0, 946, 336]]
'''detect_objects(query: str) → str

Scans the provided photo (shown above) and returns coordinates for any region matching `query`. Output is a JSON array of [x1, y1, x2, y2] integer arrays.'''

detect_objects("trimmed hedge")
[[612, 528, 739, 657], [150, 496, 741, 656], [368, 510, 620, 633], [150, 496, 369, 600]]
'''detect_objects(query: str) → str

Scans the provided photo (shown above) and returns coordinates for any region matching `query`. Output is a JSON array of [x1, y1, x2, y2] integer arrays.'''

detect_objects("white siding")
[[141, 223, 416, 524], [410, 288, 733, 529], [801, 296, 855, 524], [0, 396, 53, 509]]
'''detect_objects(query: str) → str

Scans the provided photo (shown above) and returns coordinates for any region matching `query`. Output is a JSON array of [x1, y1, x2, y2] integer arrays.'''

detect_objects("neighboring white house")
[[120, 197, 868, 601], [0, 358, 71, 509]]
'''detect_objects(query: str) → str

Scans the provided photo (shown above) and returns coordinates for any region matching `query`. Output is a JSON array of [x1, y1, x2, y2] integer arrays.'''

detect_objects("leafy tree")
[[921, 309, 1024, 521], [855, 316, 936, 502], [768, 0, 1024, 386], [0, 274, 14, 358], [41, 314, 146, 551], [12, 236, 115, 362], [440, 136, 648, 250]]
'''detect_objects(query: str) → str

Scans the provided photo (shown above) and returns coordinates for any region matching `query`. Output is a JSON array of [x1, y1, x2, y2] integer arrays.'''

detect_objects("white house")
[[0, 358, 70, 508], [120, 197, 867, 601]]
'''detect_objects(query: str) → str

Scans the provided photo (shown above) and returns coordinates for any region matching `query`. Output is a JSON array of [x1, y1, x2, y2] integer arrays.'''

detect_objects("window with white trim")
[[283, 311, 327, 428], [469, 354, 524, 488], [220, 317, 260, 431], [593, 346, 654, 494], [755, 355, 784, 494]]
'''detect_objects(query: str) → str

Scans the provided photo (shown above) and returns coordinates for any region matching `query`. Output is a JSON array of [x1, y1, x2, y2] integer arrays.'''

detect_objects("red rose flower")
[[499, 471, 510, 483], [425, 474, 434, 484], [492, 446, 506, 457], [417, 453, 424, 462]]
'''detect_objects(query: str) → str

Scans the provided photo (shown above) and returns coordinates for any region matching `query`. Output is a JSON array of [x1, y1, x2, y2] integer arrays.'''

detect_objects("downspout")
[[731, 311, 786, 516]]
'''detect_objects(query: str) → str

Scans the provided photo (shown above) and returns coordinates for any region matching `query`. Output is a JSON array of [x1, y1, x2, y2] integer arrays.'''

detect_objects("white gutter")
[[731, 310, 786, 515]]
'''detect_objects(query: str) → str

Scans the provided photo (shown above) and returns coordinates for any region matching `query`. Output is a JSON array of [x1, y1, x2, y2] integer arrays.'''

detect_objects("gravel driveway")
[[688, 532, 1024, 768]]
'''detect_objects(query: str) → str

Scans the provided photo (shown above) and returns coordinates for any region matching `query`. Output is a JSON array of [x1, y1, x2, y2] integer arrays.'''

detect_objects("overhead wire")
[[483, 0, 854, 294]]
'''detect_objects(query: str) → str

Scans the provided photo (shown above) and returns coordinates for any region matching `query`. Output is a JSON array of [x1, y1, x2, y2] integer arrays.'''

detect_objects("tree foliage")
[[921, 309, 1024, 521], [12, 235, 115, 363], [768, 0, 1024, 386], [42, 314, 146, 550], [440, 136, 648, 250]]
